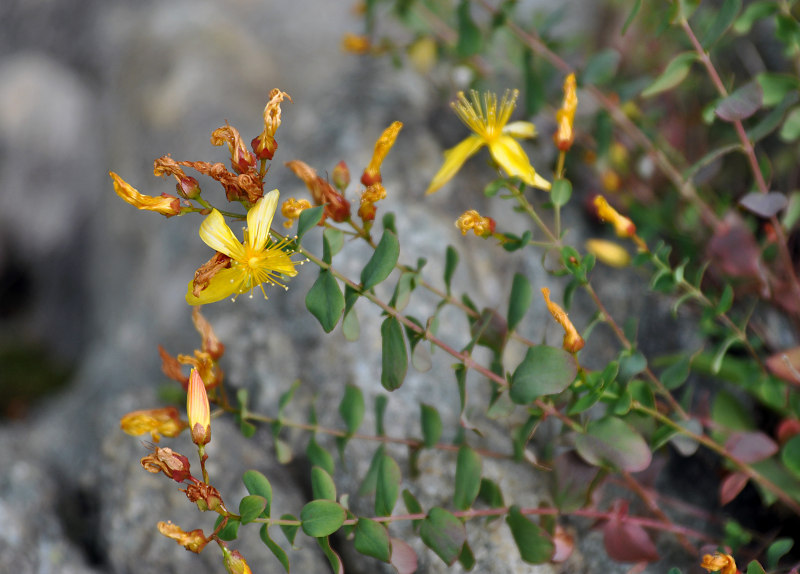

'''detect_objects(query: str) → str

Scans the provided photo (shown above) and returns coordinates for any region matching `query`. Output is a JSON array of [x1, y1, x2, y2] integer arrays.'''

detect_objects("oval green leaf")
[[300, 500, 345, 537], [381, 316, 408, 391], [574, 417, 652, 472], [259, 524, 290, 573], [239, 495, 267, 525], [506, 506, 554, 564], [420, 404, 442, 448], [297, 205, 324, 243], [339, 384, 365, 435], [375, 454, 401, 516], [242, 469, 273, 515], [361, 230, 399, 290], [305, 270, 344, 333], [354, 518, 392, 562], [453, 446, 482, 510], [510, 345, 578, 404], [507, 273, 533, 333], [642, 52, 698, 98], [419, 507, 466, 566], [311, 466, 337, 501]]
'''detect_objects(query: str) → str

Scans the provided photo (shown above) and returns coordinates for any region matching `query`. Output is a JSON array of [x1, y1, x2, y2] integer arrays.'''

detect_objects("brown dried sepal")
[[191, 252, 232, 299], [182, 482, 224, 512], [192, 307, 225, 360], [141, 446, 192, 482]]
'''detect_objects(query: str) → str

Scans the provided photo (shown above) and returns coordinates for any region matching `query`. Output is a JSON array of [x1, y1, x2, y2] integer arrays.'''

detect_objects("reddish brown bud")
[[141, 446, 193, 482], [182, 482, 224, 512], [177, 176, 201, 199]]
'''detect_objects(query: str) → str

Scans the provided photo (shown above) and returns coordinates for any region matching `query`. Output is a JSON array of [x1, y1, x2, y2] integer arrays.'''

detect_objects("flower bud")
[[187, 369, 211, 446], [585, 239, 631, 268], [253, 89, 291, 160], [177, 176, 201, 199], [700, 552, 737, 574], [157, 521, 209, 553], [223, 548, 253, 574], [455, 210, 495, 238], [593, 195, 636, 238], [332, 160, 350, 191], [553, 73, 577, 151], [341, 33, 371, 55], [361, 121, 403, 186]]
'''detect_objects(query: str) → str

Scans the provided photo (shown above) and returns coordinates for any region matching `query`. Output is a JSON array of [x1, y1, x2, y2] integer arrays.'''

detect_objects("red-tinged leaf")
[[766, 347, 800, 384], [390, 537, 418, 574], [777, 419, 800, 444], [720, 471, 750, 505], [725, 431, 778, 463], [716, 81, 763, 121], [551, 525, 574, 563], [602, 505, 659, 563], [739, 191, 788, 218], [574, 417, 652, 472], [706, 214, 763, 280]]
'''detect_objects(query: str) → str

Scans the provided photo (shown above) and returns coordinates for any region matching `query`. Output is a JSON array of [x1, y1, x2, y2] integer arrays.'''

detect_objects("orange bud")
[[361, 121, 403, 186], [110, 172, 181, 217], [593, 195, 636, 238], [553, 73, 577, 151], [455, 210, 495, 238], [187, 369, 211, 445], [157, 521, 209, 553], [120, 407, 187, 442], [541, 287, 584, 353]]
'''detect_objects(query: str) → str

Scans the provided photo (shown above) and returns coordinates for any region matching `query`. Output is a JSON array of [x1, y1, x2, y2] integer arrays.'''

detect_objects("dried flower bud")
[[541, 287, 585, 353], [110, 172, 182, 217], [177, 176, 201, 199], [700, 552, 737, 574], [192, 307, 225, 360], [157, 521, 209, 553], [141, 446, 192, 482], [585, 239, 631, 268], [120, 407, 187, 442], [593, 195, 636, 238], [222, 548, 253, 574], [182, 482, 224, 512], [187, 369, 211, 446], [332, 160, 350, 191], [361, 121, 403, 186], [553, 73, 577, 151], [253, 89, 291, 160], [211, 123, 256, 174], [285, 160, 351, 222], [455, 210, 495, 238]]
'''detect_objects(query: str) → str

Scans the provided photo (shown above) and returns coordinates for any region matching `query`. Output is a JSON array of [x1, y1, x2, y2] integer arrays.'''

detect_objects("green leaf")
[[339, 384, 365, 435], [317, 536, 344, 574], [402, 489, 424, 530], [712, 390, 755, 433], [354, 518, 392, 562], [701, 0, 742, 48], [748, 91, 800, 142], [311, 466, 337, 501], [767, 538, 793, 569], [733, 1, 778, 34], [574, 417, 652, 472], [715, 81, 763, 121], [375, 395, 388, 436], [243, 470, 273, 516], [716, 284, 734, 315], [305, 270, 344, 333], [390, 271, 417, 311], [215, 516, 240, 541], [306, 437, 335, 475], [550, 178, 572, 207], [642, 52, 698, 98], [456, 0, 482, 58], [661, 356, 691, 390], [507, 273, 533, 333], [444, 245, 459, 294], [279, 514, 299, 546], [419, 508, 466, 566], [300, 500, 345, 537], [297, 205, 323, 243], [323, 227, 344, 259], [453, 446, 482, 510], [342, 306, 360, 341], [782, 435, 800, 479], [459, 542, 476, 570], [361, 230, 399, 290], [746, 561, 767, 574], [622, 0, 642, 35], [756, 72, 800, 107], [780, 106, 800, 142], [420, 403, 442, 448], [583, 49, 620, 87], [381, 316, 408, 391], [375, 454, 401, 516], [239, 495, 267, 525], [506, 506, 554, 563], [260, 525, 290, 573], [478, 478, 505, 508], [510, 346, 578, 404]]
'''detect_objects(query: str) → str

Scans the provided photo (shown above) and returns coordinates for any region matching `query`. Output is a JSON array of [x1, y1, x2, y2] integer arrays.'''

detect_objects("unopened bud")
[[541, 287, 585, 353], [223, 548, 253, 574], [187, 369, 211, 446], [177, 176, 201, 199], [361, 121, 403, 186], [332, 160, 350, 191], [593, 195, 636, 238]]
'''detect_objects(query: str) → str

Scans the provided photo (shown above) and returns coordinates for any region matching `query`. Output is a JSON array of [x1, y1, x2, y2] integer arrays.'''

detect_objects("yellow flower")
[[700, 552, 737, 574], [554, 73, 578, 151], [593, 195, 636, 238], [426, 90, 551, 194], [281, 197, 312, 228], [342, 33, 371, 54], [361, 121, 403, 186], [585, 239, 631, 268], [157, 521, 209, 554], [120, 407, 187, 442], [110, 172, 182, 217], [187, 369, 211, 446], [455, 210, 495, 237], [186, 189, 299, 305]]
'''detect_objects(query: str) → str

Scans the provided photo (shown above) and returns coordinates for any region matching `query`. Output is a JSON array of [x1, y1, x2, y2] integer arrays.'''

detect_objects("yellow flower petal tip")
[[585, 239, 631, 267], [187, 369, 211, 445]]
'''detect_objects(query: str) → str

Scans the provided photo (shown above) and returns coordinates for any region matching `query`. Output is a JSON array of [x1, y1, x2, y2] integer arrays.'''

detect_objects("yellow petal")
[[198, 210, 246, 260], [503, 121, 537, 139], [488, 135, 550, 189], [247, 190, 279, 252], [425, 135, 484, 194], [186, 267, 248, 305]]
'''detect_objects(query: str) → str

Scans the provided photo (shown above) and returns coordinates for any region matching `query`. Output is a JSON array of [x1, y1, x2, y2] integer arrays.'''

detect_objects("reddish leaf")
[[706, 214, 763, 281], [739, 191, 788, 218], [725, 431, 778, 463], [551, 525, 574, 563], [777, 419, 800, 444], [719, 471, 749, 505], [390, 537, 418, 574], [602, 505, 659, 563], [715, 81, 763, 121], [766, 347, 800, 385]]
